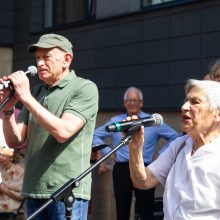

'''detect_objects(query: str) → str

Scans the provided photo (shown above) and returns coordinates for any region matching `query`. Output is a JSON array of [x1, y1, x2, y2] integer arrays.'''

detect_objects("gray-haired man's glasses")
[[125, 99, 142, 104]]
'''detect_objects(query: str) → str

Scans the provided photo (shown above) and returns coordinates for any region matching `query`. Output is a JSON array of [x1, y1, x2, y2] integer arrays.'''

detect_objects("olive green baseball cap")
[[28, 33, 73, 54]]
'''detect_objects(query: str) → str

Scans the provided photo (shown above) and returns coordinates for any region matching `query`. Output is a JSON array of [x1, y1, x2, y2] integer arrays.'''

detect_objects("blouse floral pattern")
[[0, 163, 24, 211]]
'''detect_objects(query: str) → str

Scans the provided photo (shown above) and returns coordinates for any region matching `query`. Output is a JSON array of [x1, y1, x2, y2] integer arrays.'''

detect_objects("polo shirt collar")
[[44, 70, 76, 89]]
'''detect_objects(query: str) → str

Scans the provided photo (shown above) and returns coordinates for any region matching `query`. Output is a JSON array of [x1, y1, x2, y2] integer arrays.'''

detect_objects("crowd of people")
[[0, 32, 220, 220]]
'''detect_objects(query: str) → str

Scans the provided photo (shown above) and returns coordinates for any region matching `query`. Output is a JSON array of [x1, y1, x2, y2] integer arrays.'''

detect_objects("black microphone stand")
[[26, 122, 141, 220]]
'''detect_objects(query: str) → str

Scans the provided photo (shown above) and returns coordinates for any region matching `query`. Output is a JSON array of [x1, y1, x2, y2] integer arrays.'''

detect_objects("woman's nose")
[[181, 101, 189, 112]]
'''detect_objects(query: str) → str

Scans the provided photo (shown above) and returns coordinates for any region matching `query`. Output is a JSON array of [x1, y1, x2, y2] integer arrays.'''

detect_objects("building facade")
[[2, 0, 220, 112]]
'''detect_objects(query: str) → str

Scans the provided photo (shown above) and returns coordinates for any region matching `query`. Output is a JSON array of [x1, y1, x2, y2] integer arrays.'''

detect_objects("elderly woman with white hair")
[[128, 79, 220, 219]]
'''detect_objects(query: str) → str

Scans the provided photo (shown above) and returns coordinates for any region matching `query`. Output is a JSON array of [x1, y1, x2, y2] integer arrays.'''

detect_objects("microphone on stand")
[[105, 113, 163, 132], [0, 65, 37, 90]]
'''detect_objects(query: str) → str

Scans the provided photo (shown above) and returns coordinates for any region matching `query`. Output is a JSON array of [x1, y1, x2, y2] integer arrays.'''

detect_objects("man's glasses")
[[125, 99, 142, 104]]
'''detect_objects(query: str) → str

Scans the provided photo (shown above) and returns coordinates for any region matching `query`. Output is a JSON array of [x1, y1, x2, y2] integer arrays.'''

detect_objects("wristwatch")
[[2, 108, 14, 116]]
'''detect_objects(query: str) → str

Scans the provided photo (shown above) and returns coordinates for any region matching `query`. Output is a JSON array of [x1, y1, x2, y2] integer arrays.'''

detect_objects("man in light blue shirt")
[[92, 87, 179, 220]]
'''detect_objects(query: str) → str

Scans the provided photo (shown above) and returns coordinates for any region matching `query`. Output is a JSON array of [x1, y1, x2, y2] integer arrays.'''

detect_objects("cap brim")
[[27, 42, 57, 53]]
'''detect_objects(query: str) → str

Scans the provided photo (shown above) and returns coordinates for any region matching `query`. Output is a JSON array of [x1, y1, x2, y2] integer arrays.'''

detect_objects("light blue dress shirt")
[[92, 111, 180, 164]]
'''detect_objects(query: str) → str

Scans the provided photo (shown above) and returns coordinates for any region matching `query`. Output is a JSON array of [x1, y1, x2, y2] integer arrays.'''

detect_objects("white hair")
[[185, 79, 220, 110], [123, 87, 143, 101]]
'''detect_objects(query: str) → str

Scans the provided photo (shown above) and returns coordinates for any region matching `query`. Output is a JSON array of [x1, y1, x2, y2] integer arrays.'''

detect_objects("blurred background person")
[[208, 59, 220, 82], [203, 73, 211, 80], [0, 148, 24, 220], [0, 107, 25, 220], [92, 86, 180, 220]]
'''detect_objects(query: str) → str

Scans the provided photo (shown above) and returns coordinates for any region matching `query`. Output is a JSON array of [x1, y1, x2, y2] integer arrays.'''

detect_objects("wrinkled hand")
[[7, 71, 31, 102], [0, 183, 7, 193], [98, 162, 108, 175], [0, 78, 17, 111], [123, 115, 144, 151], [110, 153, 115, 160], [0, 70, 31, 110]]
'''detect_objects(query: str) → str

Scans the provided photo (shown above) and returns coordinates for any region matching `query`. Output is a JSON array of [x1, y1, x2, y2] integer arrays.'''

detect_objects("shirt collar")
[[126, 110, 146, 118], [44, 70, 76, 89], [186, 135, 220, 156]]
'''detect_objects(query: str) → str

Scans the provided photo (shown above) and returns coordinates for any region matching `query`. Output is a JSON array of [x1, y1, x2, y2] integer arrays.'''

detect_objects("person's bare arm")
[[2, 114, 27, 147], [128, 116, 160, 189], [129, 144, 159, 189], [18, 94, 84, 143], [0, 183, 23, 201], [4, 71, 84, 144]]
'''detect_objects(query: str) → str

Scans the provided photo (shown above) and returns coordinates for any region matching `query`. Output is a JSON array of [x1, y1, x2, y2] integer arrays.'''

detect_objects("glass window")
[[142, 0, 175, 7], [44, 0, 96, 28]]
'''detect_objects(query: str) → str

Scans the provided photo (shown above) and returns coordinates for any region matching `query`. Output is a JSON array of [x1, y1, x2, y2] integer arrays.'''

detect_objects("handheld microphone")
[[105, 113, 163, 132], [0, 65, 38, 91]]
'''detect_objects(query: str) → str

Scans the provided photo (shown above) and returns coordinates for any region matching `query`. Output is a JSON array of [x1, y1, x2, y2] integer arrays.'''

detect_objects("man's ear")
[[123, 100, 126, 108], [140, 101, 144, 108], [64, 53, 73, 67]]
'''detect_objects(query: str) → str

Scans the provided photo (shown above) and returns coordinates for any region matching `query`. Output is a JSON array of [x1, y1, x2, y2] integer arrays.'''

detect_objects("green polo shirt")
[[18, 70, 98, 200]]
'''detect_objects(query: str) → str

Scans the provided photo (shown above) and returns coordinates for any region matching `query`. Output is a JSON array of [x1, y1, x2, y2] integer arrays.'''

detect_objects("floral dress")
[[0, 163, 24, 212]]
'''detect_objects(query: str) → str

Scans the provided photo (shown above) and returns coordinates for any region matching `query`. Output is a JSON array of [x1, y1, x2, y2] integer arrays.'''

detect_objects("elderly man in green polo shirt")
[[0, 33, 99, 220]]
